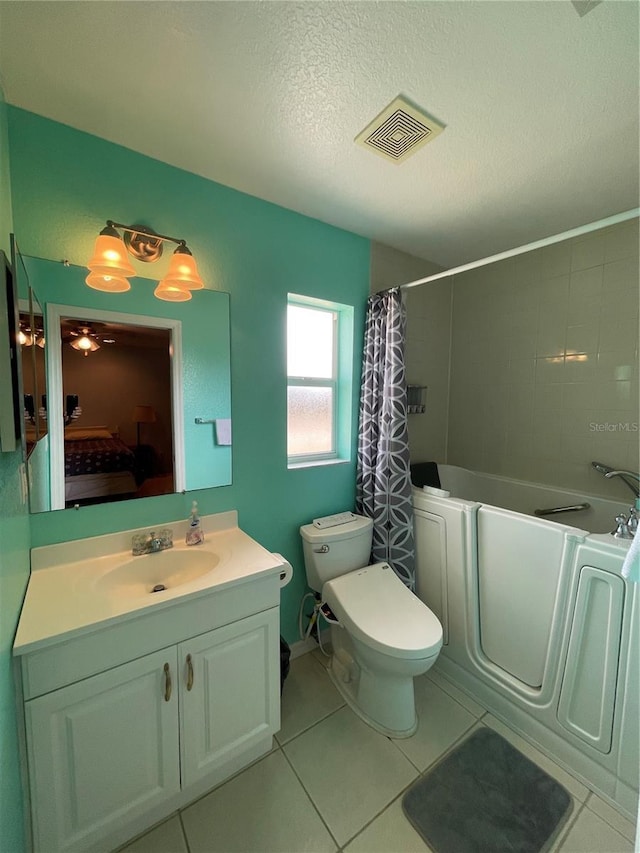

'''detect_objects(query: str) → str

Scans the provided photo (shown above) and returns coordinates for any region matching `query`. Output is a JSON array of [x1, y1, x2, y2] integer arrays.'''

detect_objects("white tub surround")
[[13, 512, 283, 853], [412, 468, 638, 820], [438, 465, 629, 535]]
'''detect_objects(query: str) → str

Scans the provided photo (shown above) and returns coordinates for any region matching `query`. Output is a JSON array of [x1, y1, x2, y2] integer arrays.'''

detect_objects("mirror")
[[19, 290, 47, 452], [0, 247, 22, 452], [23, 255, 232, 512]]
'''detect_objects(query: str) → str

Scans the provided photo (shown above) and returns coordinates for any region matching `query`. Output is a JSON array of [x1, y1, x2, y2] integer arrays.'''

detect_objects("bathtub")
[[412, 465, 638, 818]]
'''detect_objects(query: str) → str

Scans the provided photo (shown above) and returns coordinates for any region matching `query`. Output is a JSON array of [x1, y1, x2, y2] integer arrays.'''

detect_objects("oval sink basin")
[[96, 549, 219, 597]]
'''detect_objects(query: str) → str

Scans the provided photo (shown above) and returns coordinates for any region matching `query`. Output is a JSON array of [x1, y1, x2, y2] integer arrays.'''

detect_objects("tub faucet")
[[604, 469, 640, 499], [591, 462, 640, 500]]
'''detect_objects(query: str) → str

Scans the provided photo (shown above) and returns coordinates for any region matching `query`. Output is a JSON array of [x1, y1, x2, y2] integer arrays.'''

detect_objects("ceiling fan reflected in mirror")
[[67, 323, 116, 357]]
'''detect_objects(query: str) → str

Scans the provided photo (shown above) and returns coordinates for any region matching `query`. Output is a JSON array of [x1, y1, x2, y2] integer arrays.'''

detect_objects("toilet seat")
[[322, 562, 443, 660]]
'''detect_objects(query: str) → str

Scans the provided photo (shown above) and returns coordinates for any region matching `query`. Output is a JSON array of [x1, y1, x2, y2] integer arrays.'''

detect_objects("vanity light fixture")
[[86, 221, 204, 302]]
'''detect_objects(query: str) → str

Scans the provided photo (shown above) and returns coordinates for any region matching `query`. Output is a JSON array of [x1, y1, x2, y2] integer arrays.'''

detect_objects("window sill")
[[288, 458, 350, 471]]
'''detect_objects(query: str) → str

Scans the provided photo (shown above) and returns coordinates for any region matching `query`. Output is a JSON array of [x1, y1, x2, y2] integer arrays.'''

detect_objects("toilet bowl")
[[300, 516, 443, 738], [323, 562, 442, 737]]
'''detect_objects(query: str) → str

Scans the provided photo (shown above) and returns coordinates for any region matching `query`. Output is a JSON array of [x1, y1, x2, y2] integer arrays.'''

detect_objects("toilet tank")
[[300, 515, 373, 593]]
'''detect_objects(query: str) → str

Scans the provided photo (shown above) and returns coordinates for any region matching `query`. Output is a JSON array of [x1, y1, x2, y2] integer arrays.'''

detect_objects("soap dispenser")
[[186, 500, 205, 546]]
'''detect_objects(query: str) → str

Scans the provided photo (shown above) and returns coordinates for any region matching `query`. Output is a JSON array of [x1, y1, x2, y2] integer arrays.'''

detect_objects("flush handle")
[[163, 662, 172, 702], [186, 654, 194, 691], [313, 544, 330, 554]]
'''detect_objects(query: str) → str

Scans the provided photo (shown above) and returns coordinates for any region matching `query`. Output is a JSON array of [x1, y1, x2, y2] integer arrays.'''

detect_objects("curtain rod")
[[400, 208, 639, 291]]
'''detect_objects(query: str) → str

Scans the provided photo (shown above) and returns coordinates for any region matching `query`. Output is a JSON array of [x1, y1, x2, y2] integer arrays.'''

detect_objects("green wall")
[[0, 89, 29, 853], [7, 106, 370, 647], [1, 104, 368, 850]]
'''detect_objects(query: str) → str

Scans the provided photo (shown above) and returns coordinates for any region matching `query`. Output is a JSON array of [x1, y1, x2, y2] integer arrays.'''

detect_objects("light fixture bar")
[[107, 220, 188, 249]]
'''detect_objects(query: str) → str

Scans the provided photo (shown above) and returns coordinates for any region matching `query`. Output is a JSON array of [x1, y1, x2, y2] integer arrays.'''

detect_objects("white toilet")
[[300, 514, 442, 738]]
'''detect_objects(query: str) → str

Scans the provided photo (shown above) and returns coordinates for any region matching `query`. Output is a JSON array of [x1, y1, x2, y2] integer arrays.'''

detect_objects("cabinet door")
[[26, 647, 180, 853], [180, 607, 280, 788]]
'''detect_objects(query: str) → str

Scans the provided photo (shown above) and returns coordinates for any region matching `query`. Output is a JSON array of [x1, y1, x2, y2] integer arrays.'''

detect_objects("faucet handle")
[[627, 508, 638, 537], [132, 532, 148, 555], [612, 513, 633, 539], [158, 527, 174, 549]]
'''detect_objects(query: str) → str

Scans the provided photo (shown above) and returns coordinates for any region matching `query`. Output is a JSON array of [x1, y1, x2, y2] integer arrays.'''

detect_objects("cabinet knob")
[[186, 654, 194, 691], [163, 662, 172, 702]]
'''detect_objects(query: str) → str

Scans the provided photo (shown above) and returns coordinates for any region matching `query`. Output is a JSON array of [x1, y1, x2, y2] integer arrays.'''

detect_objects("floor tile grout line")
[[341, 720, 490, 850], [277, 700, 347, 747], [582, 794, 638, 843], [178, 742, 281, 815], [551, 799, 585, 852], [342, 719, 586, 853], [279, 741, 342, 852], [425, 670, 488, 720], [340, 771, 435, 851], [398, 715, 485, 781], [178, 810, 192, 853]]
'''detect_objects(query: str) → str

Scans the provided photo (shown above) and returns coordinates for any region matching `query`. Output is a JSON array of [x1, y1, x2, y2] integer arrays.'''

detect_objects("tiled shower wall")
[[369, 242, 451, 462], [446, 218, 639, 500]]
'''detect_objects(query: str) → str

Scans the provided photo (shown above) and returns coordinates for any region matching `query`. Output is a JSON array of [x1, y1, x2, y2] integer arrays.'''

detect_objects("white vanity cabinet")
[[25, 647, 182, 853], [16, 562, 281, 853], [180, 610, 279, 789]]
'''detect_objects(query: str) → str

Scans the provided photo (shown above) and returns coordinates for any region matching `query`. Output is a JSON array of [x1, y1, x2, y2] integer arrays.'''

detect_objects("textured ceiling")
[[0, 1, 638, 267]]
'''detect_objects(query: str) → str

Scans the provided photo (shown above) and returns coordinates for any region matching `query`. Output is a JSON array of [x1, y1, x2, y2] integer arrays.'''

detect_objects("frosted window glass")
[[287, 305, 334, 378], [287, 386, 334, 455]]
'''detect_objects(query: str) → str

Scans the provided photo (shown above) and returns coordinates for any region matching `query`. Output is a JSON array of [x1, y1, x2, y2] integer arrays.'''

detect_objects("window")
[[287, 294, 353, 466]]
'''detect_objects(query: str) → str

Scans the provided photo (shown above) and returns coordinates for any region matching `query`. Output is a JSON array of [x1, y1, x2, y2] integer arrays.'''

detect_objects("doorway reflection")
[[60, 318, 174, 506]]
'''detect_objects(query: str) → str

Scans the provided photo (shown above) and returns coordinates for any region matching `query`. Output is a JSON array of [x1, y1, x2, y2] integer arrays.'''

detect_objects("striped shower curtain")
[[356, 287, 415, 589]]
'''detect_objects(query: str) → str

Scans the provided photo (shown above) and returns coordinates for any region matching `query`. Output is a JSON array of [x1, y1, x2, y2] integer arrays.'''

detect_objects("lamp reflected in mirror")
[[132, 405, 156, 448]]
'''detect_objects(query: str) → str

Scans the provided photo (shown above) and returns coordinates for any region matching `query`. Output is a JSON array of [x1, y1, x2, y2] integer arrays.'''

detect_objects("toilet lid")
[[322, 563, 443, 660]]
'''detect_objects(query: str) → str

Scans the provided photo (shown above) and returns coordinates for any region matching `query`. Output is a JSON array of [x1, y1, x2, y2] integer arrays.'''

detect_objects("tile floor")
[[117, 652, 637, 853]]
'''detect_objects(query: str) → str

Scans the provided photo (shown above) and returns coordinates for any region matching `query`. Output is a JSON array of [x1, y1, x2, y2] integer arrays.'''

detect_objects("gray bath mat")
[[402, 728, 572, 853]]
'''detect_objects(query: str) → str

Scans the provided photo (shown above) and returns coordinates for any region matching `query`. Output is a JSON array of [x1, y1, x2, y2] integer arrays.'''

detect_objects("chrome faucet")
[[148, 532, 163, 552], [604, 469, 640, 499], [132, 528, 174, 556], [611, 513, 635, 540], [592, 463, 639, 538], [591, 462, 640, 499]]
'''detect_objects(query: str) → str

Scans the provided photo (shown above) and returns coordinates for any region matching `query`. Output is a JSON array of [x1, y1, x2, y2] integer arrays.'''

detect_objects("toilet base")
[[327, 653, 418, 738], [327, 627, 420, 738]]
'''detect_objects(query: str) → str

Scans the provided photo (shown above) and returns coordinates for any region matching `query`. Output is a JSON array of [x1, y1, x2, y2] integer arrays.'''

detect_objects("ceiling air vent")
[[355, 96, 445, 164]]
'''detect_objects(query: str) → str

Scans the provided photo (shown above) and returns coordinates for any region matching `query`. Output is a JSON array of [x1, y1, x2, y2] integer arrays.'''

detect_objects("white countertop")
[[14, 511, 283, 655]]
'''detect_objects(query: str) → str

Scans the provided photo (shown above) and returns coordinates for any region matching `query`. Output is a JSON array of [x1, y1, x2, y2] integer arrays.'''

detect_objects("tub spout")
[[591, 462, 640, 500], [603, 470, 640, 500]]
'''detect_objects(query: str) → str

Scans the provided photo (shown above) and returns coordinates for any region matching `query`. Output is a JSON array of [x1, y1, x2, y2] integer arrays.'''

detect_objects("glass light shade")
[[70, 336, 100, 354], [19, 329, 32, 346], [154, 281, 192, 302], [85, 270, 132, 293], [159, 248, 204, 290], [87, 233, 136, 277]]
